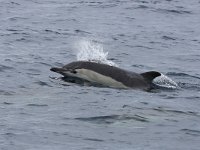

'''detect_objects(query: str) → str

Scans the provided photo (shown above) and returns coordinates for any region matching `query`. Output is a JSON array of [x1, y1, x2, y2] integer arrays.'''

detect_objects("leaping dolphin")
[[50, 61, 161, 90]]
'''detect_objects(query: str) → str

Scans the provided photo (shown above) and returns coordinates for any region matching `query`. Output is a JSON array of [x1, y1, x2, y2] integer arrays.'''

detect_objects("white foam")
[[76, 39, 118, 67], [153, 73, 178, 89]]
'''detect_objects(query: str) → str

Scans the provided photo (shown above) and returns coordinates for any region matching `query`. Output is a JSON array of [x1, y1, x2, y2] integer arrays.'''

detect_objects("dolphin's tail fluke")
[[140, 71, 161, 83]]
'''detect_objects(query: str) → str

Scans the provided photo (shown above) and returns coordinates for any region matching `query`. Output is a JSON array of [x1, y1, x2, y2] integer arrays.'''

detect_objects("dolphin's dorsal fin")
[[141, 71, 161, 83]]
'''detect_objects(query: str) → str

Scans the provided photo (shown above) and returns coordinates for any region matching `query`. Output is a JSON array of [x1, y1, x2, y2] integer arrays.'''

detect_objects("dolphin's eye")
[[71, 70, 77, 74]]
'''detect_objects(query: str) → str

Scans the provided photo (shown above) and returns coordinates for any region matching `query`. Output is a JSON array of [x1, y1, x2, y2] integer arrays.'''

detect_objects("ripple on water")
[[83, 138, 104, 142], [26, 68, 41, 76], [155, 8, 192, 14], [0, 65, 14, 72], [180, 129, 200, 137], [0, 90, 15, 96], [166, 72, 200, 91], [75, 114, 149, 125], [26, 104, 48, 107], [34, 81, 52, 87], [2, 102, 14, 105], [44, 29, 62, 35], [162, 35, 176, 41], [74, 29, 92, 35], [153, 107, 199, 117], [3, 132, 16, 137], [166, 72, 200, 80]]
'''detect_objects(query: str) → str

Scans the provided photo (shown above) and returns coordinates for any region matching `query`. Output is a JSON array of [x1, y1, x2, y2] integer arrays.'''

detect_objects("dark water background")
[[1, 0, 200, 149]]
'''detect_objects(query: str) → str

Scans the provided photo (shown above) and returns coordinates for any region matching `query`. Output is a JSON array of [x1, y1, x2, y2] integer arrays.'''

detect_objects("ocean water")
[[0, 0, 200, 150]]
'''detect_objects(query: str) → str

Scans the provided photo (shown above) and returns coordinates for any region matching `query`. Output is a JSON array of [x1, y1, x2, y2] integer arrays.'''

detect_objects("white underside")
[[63, 69, 128, 88]]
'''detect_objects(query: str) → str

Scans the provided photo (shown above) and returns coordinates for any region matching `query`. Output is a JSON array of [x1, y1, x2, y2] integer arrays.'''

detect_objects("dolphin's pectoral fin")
[[141, 71, 161, 83]]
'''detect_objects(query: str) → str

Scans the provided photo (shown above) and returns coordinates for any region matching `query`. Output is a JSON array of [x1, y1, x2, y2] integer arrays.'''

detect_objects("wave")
[[164, 72, 200, 91], [166, 72, 200, 80], [75, 114, 149, 124]]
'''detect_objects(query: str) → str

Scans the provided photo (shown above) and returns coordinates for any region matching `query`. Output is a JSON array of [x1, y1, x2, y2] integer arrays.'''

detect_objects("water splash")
[[76, 39, 117, 66], [153, 73, 178, 89]]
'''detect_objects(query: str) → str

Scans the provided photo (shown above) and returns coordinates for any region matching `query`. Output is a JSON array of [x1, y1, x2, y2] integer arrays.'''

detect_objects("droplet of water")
[[76, 39, 118, 66]]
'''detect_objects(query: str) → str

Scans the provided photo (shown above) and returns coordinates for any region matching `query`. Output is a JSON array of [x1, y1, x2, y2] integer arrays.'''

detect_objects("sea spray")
[[76, 39, 118, 66], [153, 73, 178, 89]]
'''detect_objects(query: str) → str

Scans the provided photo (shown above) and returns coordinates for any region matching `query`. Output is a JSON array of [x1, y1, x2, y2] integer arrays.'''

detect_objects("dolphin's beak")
[[50, 67, 65, 73]]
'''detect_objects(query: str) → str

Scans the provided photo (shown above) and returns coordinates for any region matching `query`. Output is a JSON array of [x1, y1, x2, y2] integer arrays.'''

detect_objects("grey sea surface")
[[1, 0, 200, 150]]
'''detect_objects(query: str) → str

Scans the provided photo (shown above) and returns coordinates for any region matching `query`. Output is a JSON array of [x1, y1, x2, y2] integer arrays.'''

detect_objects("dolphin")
[[50, 61, 161, 90]]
